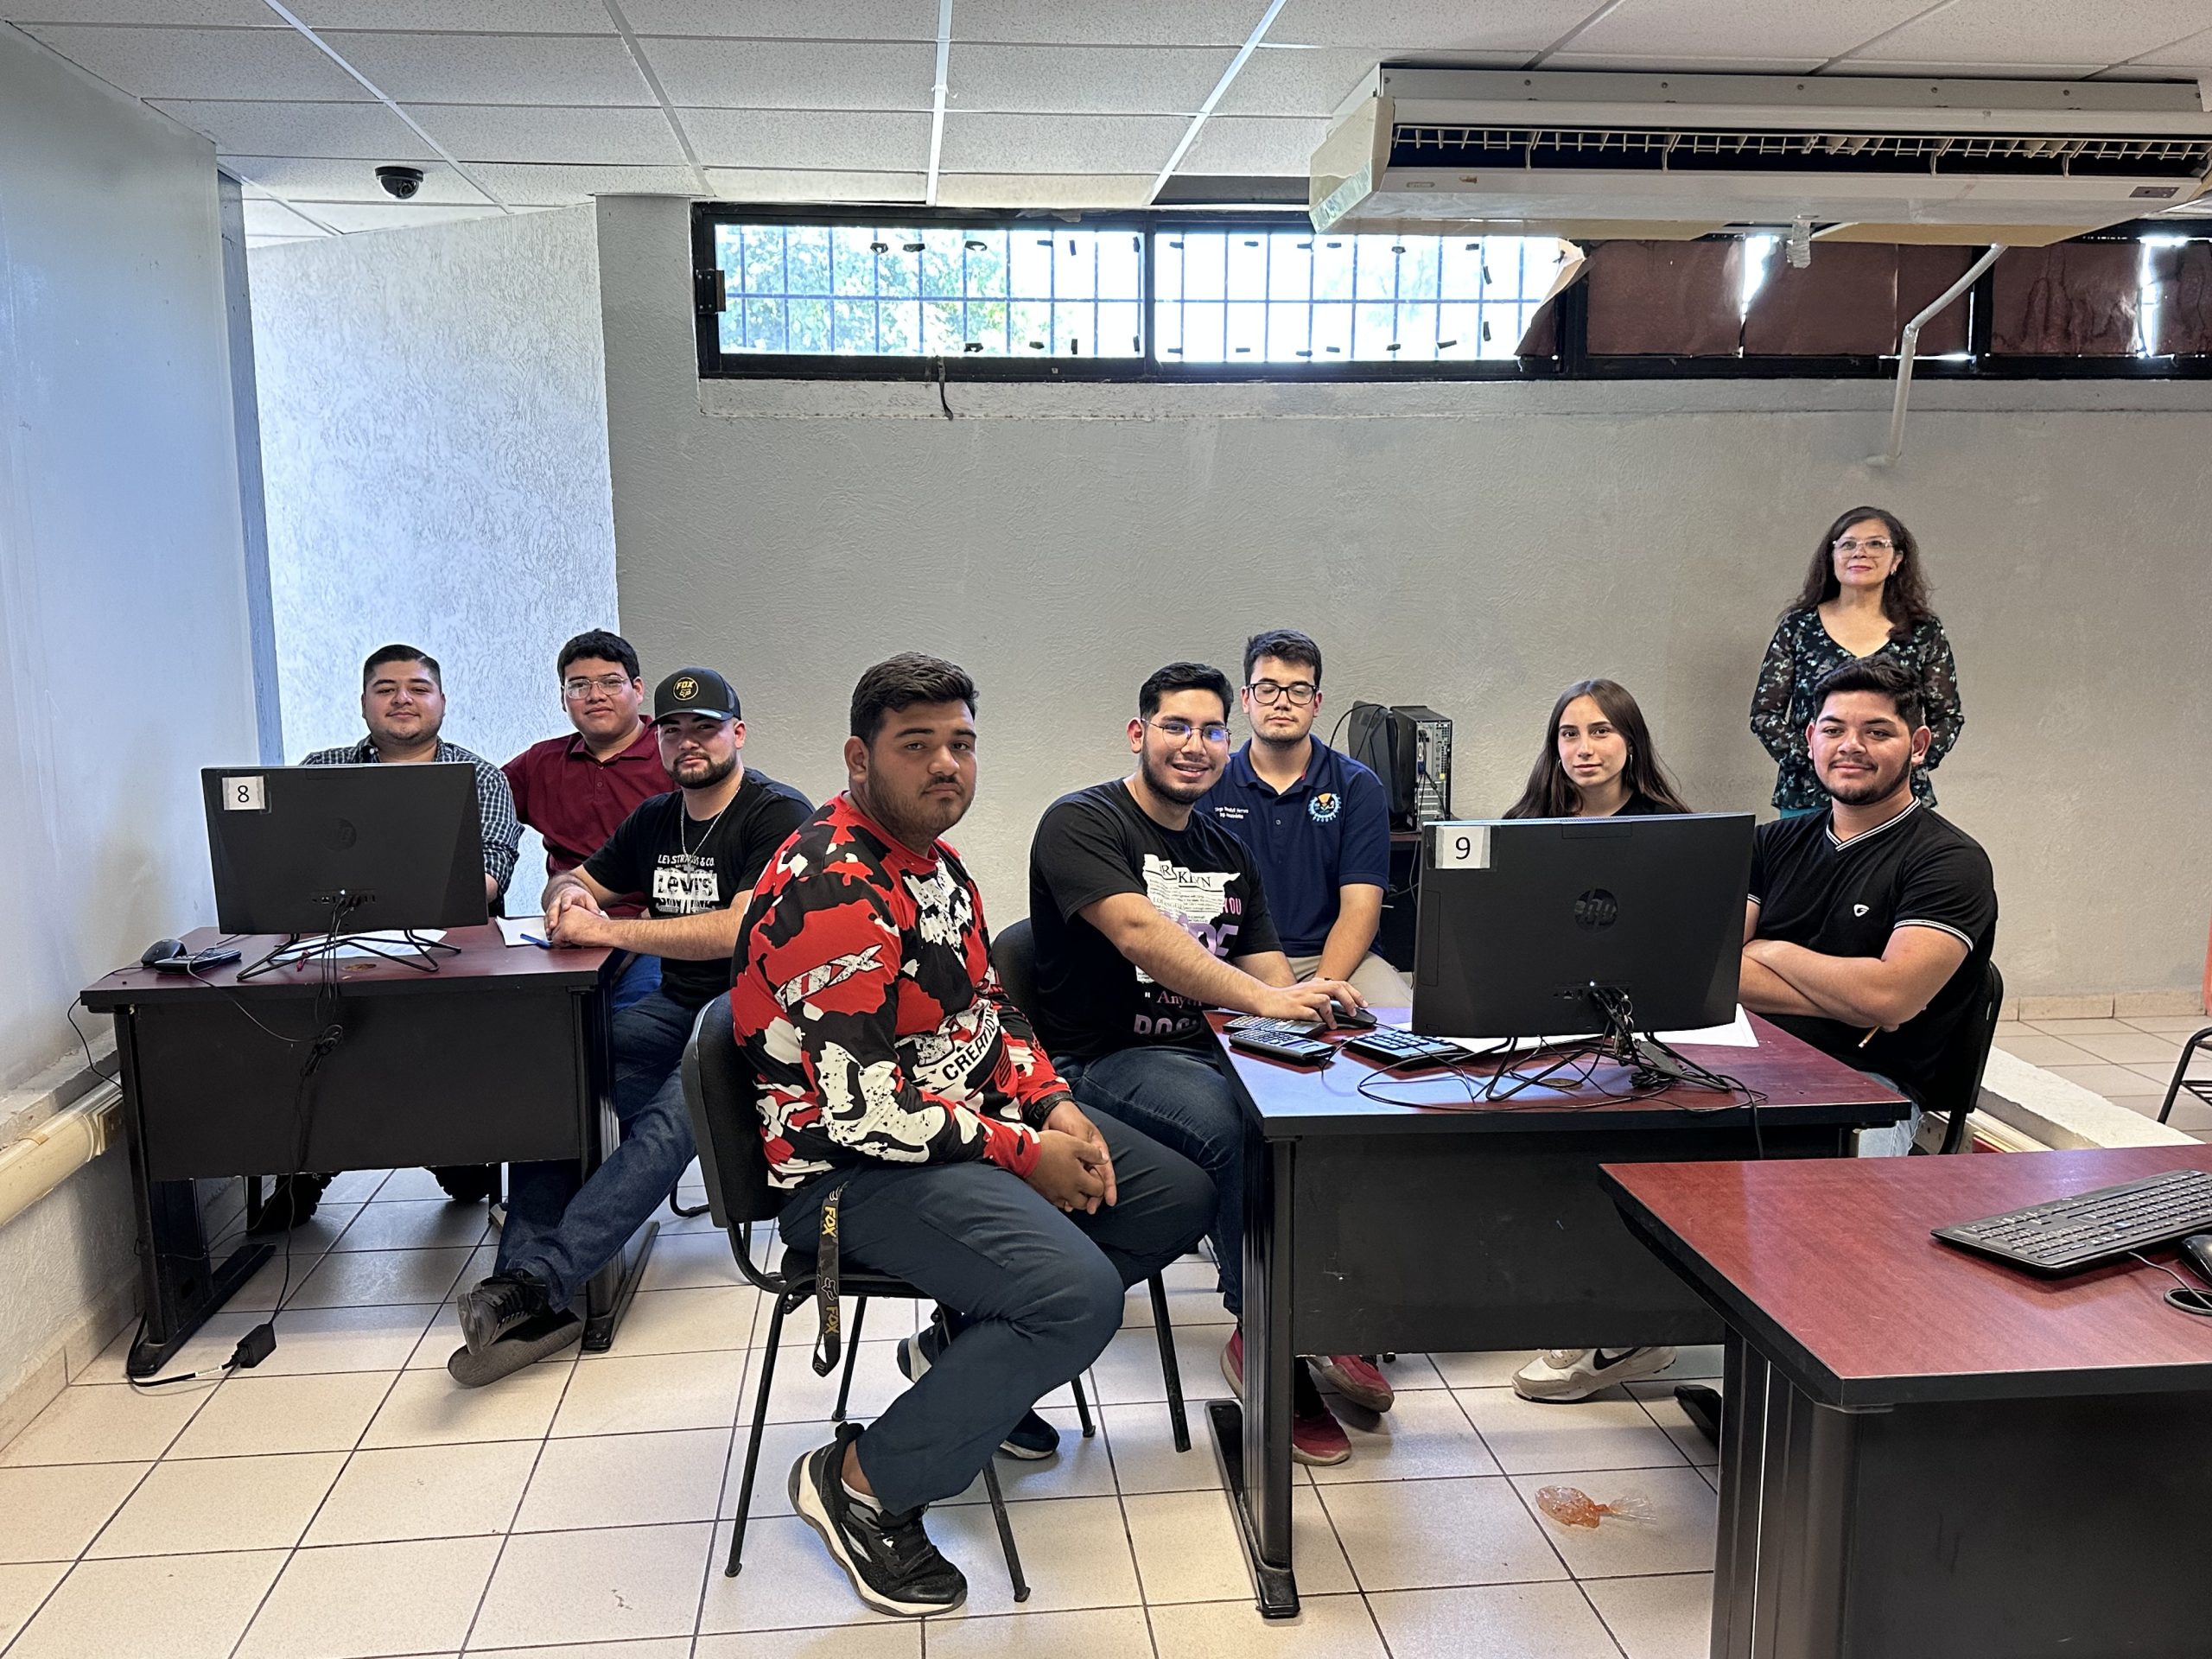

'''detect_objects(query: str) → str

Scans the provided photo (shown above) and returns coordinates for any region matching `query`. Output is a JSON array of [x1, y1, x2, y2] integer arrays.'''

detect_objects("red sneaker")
[[1220, 1330, 1243, 1399], [1292, 1394, 1351, 1466], [1312, 1354, 1395, 1414]]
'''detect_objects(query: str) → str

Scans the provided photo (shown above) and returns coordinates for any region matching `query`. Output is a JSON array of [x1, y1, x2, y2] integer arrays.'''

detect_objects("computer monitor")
[[202, 764, 488, 938], [1411, 812, 1753, 1039]]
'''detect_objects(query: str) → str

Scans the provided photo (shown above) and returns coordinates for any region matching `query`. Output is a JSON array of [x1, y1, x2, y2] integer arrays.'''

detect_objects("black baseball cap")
[[652, 667, 741, 724]]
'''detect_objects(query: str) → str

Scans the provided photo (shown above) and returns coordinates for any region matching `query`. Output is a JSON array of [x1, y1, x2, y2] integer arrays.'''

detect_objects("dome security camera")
[[375, 166, 425, 200]]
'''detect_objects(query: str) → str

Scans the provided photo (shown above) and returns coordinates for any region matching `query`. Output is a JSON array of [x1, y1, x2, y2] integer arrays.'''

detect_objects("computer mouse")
[[140, 938, 187, 969], [1330, 999, 1378, 1029], [2181, 1234, 2212, 1287]]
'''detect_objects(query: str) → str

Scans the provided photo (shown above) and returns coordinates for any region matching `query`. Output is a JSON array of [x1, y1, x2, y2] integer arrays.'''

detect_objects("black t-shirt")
[[1028, 780, 1281, 1063], [1748, 802, 1996, 1099], [584, 768, 811, 1009]]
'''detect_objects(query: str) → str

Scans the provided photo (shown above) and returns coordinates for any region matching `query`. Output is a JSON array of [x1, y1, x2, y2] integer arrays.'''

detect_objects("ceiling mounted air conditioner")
[[1310, 70, 2212, 245]]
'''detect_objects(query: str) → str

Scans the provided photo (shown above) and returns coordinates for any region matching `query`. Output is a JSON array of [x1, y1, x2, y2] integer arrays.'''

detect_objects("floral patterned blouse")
[[1749, 607, 1964, 811]]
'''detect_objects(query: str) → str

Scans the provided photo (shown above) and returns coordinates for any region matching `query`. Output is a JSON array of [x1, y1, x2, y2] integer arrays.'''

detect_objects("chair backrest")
[[679, 993, 787, 1228], [990, 917, 1039, 1021], [1932, 960, 2006, 1154]]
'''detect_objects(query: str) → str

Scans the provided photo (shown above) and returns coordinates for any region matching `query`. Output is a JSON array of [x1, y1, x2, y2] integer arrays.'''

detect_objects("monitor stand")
[[238, 928, 458, 981]]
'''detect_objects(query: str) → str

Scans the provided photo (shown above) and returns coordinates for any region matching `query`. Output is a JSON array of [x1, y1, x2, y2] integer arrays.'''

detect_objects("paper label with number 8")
[[222, 775, 268, 811], [1430, 823, 1490, 870]]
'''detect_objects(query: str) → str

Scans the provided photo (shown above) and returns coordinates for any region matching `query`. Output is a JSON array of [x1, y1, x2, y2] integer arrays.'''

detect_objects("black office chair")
[[681, 995, 1036, 1597], [991, 918, 1191, 1453], [1923, 960, 2006, 1155], [2157, 1025, 2212, 1125]]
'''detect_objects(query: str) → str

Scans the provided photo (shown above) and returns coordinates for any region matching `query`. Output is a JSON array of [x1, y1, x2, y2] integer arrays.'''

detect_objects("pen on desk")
[[520, 933, 554, 949]]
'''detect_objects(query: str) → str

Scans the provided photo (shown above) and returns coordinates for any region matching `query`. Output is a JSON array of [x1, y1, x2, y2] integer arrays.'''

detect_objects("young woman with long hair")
[[1504, 678, 1691, 820], [1750, 505, 1963, 815]]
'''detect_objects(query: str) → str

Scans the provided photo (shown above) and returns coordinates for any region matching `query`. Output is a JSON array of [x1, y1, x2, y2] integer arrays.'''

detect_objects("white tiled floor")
[[1994, 1014, 2212, 1139], [0, 1173, 1728, 1658]]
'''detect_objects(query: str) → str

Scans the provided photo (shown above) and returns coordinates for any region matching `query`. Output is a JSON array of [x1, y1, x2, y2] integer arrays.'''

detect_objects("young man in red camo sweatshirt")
[[731, 653, 1212, 1619]]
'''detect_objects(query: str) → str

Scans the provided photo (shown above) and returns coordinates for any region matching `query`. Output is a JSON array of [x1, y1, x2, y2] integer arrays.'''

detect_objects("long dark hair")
[[1789, 505, 1938, 637], [1505, 679, 1692, 819]]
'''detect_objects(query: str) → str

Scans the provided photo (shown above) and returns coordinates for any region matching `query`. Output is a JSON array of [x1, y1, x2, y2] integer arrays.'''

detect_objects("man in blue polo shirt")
[[1199, 630, 1413, 1007]]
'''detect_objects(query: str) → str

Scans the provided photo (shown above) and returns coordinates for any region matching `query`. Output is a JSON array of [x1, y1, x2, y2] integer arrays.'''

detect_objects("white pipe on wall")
[[0, 1084, 122, 1232], [1869, 242, 2006, 467]]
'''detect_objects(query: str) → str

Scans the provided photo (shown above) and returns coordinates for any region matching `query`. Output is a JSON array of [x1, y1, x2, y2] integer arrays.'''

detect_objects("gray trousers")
[[776, 1109, 1213, 1515]]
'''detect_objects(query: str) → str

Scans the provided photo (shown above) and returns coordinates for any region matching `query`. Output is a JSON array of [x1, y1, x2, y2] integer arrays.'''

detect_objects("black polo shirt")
[[1748, 801, 1996, 1099]]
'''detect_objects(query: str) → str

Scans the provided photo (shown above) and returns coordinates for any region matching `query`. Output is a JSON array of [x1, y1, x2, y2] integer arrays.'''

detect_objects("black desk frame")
[[93, 955, 654, 1377], [1206, 1086, 1904, 1618]]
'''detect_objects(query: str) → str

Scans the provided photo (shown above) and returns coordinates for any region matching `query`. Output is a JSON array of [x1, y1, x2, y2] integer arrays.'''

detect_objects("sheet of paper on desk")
[[497, 916, 545, 947], [1438, 1007, 1758, 1053], [328, 929, 448, 960]]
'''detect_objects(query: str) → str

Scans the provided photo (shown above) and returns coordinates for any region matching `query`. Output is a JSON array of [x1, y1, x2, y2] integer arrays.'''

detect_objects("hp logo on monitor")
[[1573, 888, 1618, 930]]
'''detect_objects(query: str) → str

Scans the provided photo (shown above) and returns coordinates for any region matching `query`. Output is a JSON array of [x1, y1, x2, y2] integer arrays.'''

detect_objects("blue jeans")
[[776, 1109, 1212, 1514], [498, 987, 699, 1308], [1054, 1043, 1247, 1317], [609, 950, 662, 1013]]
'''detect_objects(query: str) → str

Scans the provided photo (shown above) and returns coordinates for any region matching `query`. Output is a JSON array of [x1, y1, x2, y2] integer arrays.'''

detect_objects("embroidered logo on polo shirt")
[[1308, 791, 1341, 823], [1853, 903, 1871, 917]]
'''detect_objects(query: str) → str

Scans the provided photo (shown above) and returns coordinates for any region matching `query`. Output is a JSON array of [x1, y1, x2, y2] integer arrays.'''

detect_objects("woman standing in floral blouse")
[[1750, 505, 1963, 815]]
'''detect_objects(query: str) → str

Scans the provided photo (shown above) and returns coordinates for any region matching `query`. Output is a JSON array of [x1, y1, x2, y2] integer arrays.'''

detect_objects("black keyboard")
[[1932, 1167, 2212, 1274], [1344, 1026, 1465, 1068]]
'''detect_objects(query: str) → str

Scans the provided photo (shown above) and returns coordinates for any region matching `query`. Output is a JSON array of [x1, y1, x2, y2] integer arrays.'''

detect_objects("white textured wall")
[[596, 195, 2212, 1000], [0, 24, 257, 1397], [251, 207, 620, 825]]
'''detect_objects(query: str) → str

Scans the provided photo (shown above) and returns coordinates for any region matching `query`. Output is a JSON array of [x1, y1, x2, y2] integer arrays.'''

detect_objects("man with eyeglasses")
[[504, 629, 671, 1010], [1027, 660, 1382, 1466], [1199, 629, 1413, 1010]]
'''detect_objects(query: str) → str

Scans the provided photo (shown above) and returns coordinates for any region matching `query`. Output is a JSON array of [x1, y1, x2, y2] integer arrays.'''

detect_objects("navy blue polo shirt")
[[1198, 739, 1391, 957]]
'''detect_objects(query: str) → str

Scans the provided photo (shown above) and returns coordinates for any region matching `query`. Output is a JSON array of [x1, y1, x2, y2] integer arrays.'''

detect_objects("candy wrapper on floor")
[[1534, 1485, 1654, 1529]]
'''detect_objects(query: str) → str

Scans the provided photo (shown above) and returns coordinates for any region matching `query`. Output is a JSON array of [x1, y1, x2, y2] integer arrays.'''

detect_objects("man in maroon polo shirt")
[[505, 629, 670, 1007]]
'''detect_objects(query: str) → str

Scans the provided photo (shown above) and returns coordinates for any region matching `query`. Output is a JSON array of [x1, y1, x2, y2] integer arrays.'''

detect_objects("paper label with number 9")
[[1431, 823, 1490, 870]]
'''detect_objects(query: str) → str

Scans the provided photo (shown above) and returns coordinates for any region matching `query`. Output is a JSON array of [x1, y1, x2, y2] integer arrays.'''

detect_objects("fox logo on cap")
[[674, 675, 698, 700]]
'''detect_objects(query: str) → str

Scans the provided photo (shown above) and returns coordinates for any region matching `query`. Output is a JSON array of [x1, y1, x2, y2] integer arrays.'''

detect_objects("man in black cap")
[[448, 667, 811, 1383]]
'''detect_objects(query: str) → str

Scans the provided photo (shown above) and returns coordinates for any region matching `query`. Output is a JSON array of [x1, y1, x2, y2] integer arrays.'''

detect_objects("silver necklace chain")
[[681, 787, 737, 856]]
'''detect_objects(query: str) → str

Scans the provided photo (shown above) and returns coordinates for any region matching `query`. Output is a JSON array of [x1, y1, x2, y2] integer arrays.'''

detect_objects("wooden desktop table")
[[81, 925, 655, 1376], [1604, 1145, 2212, 1659], [1208, 1009, 1907, 1616]]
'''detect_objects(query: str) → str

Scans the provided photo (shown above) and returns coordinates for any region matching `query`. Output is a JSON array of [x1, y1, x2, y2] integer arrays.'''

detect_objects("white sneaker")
[[1512, 1345, 1677, 1402]]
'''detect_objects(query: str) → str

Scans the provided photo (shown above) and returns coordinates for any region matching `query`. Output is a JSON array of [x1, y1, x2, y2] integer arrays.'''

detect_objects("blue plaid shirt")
[[298, 737, 520, 901]]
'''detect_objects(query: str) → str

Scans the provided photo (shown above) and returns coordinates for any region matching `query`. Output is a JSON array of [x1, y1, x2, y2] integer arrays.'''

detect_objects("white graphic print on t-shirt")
[[652, 854, 720, 915], [1135, 853, 1243, 999]]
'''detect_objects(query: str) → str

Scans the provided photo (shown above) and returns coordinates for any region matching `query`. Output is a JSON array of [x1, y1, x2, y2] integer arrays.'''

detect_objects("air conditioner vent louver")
[[1390, 126, 2212, 181]]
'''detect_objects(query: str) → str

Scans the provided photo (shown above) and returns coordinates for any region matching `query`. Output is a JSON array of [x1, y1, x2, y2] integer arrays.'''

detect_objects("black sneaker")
[[248, 1173, 331, 1235], [789, 1423, 966, 1618], [454, 1271, 551, 1356], [429, 1163, 500, 1205], [896, 1325, 1060, 1460]]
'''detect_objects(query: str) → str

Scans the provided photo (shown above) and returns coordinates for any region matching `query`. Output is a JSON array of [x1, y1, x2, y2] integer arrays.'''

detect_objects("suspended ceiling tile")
[[956, 0, 1257, 48], [680, 106, 931, 171], [2121, 25, 2212, 66], [933, 172, 1157, 207], [621, 0, 938, 40], [1220, 45, 1407, 115], [1556, 0, 1936, 65], [303, 200, 511, 231], [19, 22, 370, 100], [247, 232, 328, 246], [0, 0, 270, 23], [149, 98, 435, 158], [702, 166, 927, 203], [241, 194, 327, 236], [1181, 113, 1328, 175], [640, 37, 934, 110], [220, 153, 493, 202], [294, 0, 617, 30], [939, 111, 1188, 174], [413, 103, 686, 163], [322, 32, 654, 105], [949, 44, 1227, 114], [467, 161, 700, 202], [1267, 0, 1601, 53], [1838, 0, 2212, 67], [1542, 51, 1827, 73], [1818, 57, 2105, 77]]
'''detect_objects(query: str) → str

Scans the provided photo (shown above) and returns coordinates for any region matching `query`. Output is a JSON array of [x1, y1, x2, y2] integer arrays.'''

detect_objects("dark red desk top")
[[1212, 1007, 1906, 1138], [1604, 1145, 2212, 1408], [81, 925, 612, 1008]]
